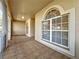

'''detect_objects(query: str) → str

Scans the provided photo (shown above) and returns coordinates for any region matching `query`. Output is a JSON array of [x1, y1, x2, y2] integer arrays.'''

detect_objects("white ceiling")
[[8, 0, 53, 21]]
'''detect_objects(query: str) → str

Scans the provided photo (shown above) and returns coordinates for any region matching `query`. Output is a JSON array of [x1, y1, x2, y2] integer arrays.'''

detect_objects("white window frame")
[[41, 8, 75, 56]]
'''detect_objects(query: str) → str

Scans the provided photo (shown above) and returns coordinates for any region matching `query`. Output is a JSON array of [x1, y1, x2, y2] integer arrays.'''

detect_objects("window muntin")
[[42, 20, 50, 31], [42, 20, 50, 41]]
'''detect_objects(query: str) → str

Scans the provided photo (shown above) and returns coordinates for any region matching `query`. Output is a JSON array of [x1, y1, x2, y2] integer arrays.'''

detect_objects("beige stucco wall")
[[7, 15, 11, 40], [12, 21, 25, 35], [35, 0, 76, 58], [25, 18, 31, 37], [76, 0, 79, 59], [7, 8, 12, 40], [25, 18, 35, 37], [30, 18, 35, 37], [25, 21, 28, 35]]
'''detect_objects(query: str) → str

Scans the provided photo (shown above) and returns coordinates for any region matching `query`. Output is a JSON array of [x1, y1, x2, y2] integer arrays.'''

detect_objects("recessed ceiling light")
[[22, 16, 24, 19]]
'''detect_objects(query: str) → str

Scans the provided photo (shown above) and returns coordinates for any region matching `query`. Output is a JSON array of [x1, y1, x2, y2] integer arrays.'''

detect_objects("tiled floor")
[[3, 36, 71, 59]]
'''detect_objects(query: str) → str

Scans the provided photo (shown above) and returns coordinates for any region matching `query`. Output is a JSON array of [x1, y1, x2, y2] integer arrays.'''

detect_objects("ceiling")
[[7, 0, 53, 21]]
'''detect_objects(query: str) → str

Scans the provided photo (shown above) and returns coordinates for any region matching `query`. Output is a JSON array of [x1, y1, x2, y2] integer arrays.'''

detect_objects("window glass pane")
[[56, 24, 61, 30], [52, 19, 55, 24], [52, 17, 61, 30], [62, 32, 68, 46], [55, 31, 61, 44], [62, 23, 68, 30], [52, 31, 61, 44], [62, 14, 68, 30], [62, 14, 68, 22], [42, 20, 50, 30], [52, 24, 56, 30], [52, 31, 56, 42], [57, 17, 61, 24], [42, 31, 50, 41], [52, 24, 61, 30], [52, 19, 56, 30]]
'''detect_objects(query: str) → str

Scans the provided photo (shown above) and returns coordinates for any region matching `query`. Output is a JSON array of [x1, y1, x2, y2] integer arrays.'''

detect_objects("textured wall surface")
[[12, 21, 25, 35], [76, 0, 79, 59]]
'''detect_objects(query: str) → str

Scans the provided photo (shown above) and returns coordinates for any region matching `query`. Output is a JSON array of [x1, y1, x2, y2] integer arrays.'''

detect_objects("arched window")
[[45, 9, 61, 19], [42, 6, 75, 56], [42, 7, 69, 48]]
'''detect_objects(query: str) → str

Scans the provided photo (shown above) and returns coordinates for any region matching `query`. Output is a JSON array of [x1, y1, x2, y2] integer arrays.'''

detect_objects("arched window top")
[[45, 9, 61, 19]]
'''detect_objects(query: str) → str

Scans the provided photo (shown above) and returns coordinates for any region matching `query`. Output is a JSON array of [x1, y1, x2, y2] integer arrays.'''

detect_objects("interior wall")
[[30, 18, 35, 37], [35, 0, 75, 58], [25, 18, 35, 37], [12, 21, 25, 35], [7, 16, 11, 40], [25, 21, 28, 35], [76, 0, 79, 59], [26, 18, 31, 37], [7, 8, 12, 40]]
